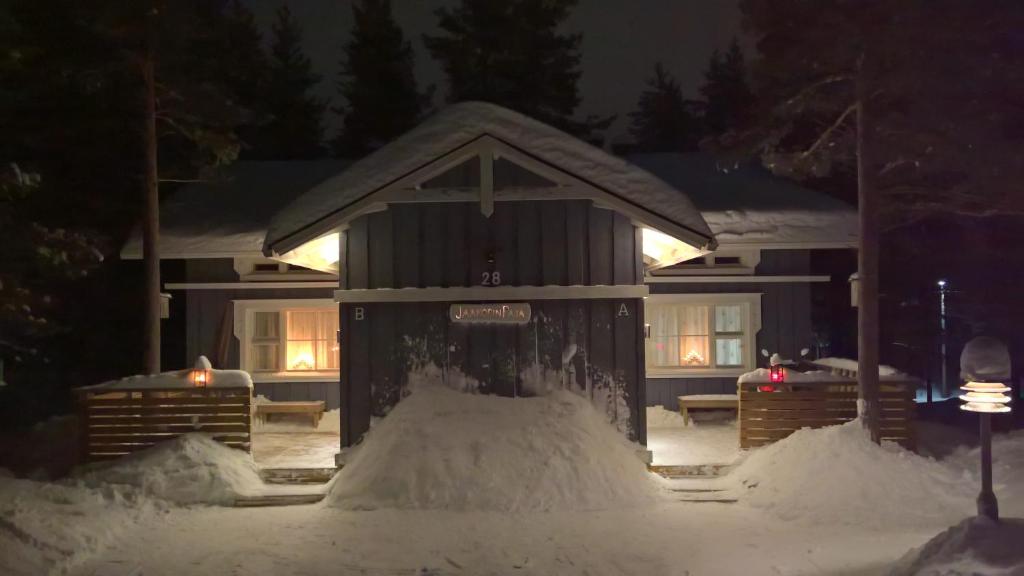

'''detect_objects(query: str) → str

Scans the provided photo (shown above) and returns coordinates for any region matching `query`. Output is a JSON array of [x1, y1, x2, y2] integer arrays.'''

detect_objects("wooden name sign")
[[449, 303, 531, 324]]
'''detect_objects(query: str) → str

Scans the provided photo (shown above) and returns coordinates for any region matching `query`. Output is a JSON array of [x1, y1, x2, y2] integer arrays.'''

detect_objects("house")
[[121, 102, 857, 449]]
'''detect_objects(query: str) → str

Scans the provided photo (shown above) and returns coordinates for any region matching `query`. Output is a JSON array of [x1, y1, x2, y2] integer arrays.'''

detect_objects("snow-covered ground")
[[2, 382, 1022, 575], [646, 406, 740, 465]]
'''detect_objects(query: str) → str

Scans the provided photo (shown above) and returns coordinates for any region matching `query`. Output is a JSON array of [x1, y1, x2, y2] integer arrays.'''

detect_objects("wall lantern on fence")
[[769, 364, 786, 384], [190, 355, 212, 388], [959, 336, 1013, 521]]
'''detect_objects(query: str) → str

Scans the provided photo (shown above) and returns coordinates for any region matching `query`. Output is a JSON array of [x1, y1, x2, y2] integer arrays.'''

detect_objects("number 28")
[[481, 271, 502, 286]]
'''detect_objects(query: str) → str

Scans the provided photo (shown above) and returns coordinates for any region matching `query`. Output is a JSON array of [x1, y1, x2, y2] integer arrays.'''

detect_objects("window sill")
[[251, 371, 339, 383], [646, 368, 750, 379]]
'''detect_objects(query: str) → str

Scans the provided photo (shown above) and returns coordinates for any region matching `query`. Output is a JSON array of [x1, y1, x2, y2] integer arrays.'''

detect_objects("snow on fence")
[[738, 381, 916, 450], [76, 387, 252, 461]]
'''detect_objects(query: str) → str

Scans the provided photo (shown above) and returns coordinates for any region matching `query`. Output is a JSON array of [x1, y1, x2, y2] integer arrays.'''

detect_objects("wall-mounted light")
[[190, 355, 212, 388]]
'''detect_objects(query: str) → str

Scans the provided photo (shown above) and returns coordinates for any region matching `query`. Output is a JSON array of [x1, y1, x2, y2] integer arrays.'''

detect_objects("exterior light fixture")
[[190, 355, 212, 388], [770, 364, 786, 384], [960, 380, 1012, 521]]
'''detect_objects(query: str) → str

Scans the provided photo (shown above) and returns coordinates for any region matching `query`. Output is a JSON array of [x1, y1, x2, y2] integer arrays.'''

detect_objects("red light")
[[757, 385, 776, 393], [769, 365, 785, 383]]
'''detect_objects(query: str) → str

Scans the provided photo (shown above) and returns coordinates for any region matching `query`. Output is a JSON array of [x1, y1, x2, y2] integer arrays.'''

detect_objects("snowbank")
[[646, 406, 688, 428], [329, 384, 662, 512], [738, 367, 848, 384], [888, 517, 1024, 576], [0, 475, 152, 575], [77, 434, 265, 505], [80, 367, 252, 390], [732, 421, 972, 528], [811, 357, 903, 378]]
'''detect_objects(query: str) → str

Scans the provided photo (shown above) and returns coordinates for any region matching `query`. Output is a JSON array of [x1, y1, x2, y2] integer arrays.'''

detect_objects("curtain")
[[648, 304, 709, 367]]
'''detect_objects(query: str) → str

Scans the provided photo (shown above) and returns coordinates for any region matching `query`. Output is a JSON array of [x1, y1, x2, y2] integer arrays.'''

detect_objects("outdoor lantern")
[[190, 355, 212, 388], [959, 336, 1013, 521], [960, 381, 1012, 414], [770, 364, 786, 384]]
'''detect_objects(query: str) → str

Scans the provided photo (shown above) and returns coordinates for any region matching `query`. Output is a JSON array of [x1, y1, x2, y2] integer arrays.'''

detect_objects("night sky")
[[241, 0, 744, 139]]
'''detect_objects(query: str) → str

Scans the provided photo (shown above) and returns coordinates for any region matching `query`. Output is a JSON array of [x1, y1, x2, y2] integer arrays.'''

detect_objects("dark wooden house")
[[122, 102, 857, 451]]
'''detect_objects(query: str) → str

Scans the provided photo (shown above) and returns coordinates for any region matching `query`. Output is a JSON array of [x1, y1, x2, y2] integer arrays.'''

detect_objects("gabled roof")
[[263, 101, 716, 256], [628, 153, 857, 248], [121, 161, 348, 259]]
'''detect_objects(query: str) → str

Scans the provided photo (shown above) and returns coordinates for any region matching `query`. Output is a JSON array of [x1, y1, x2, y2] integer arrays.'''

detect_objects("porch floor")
[[251, 433, 339, 469], [646, 407, 741, 466]]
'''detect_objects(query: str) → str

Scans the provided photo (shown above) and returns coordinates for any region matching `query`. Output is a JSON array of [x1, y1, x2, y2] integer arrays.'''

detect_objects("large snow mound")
[[329, 385, 662, 512], [77, 434, 265, 505], [732, 421, 972, 528], [888, 517, 1024, 576], [0, 474, 151, 575]]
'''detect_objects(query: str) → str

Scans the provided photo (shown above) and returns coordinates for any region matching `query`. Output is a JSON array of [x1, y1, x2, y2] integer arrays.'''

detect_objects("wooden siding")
[[339, 298, 645, 448], [340, 201, 642, 290]]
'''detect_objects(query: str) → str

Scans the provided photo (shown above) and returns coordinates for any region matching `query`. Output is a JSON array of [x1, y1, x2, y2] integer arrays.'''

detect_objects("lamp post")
[[960, 380, 1011, 521], [937, 279, 948, 397]]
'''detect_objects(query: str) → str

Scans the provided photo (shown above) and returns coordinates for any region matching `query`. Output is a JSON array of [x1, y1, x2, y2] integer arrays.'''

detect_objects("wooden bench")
[[255, 401, 326, 428], [678, 394, 739, 426]]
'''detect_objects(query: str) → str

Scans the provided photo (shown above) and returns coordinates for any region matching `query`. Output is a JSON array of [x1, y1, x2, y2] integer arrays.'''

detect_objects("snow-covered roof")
[[628, 153, 858, 248], [264, 102, 715, 255], [121, 160, 349, 259]]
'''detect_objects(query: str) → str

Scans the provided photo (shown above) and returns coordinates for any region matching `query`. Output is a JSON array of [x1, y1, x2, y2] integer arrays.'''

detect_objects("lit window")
[[246, 308, 338, 374], [645, 295, 760, 375]]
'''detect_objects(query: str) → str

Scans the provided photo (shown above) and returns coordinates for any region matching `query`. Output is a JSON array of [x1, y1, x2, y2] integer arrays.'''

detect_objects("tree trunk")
[[856, 55, 881, 443], [141, 50, 161, 374]]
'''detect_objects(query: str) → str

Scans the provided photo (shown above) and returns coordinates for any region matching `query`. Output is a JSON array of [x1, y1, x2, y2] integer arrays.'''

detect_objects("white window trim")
[[233, 298, 340, 383], [644, 293, 762, 379]]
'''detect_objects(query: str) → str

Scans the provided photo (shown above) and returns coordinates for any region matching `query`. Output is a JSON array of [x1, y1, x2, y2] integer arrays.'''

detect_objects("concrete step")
[[233, 493, 326, 507], [259, 467, 338, 485], [648, 463, 734, 479]]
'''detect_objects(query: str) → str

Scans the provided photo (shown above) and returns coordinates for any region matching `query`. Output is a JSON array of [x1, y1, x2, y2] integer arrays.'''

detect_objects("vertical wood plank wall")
[[338, 200, 647, 447]]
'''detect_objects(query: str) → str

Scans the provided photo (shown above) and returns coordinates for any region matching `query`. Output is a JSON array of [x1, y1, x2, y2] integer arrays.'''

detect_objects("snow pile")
[[329, 384, 662, 512], [811, 357, 903, 378], [646, 406, 688, 428], [78, 434, 265, 505], [80, 366, 252, 390], [738, 367, 848, 384], [0, 474, 152, 575], [733, 421, 972, 528], [888, 517, 1024, 576]]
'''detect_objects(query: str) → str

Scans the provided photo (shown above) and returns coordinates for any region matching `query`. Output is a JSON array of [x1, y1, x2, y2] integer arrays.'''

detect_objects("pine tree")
[[423, 0, 588, 134], [699, 38, 753, 137], [628, 63, 700, 152], [250, 5, 325, 159], [333, 0, 424, 158]]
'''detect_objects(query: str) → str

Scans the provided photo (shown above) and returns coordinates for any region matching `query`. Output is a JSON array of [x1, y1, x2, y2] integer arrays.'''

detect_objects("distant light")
[[937, 279, 947, 288]]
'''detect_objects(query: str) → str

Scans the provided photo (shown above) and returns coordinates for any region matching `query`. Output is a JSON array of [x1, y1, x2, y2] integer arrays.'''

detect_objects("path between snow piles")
[[70, 502, 937, 576]]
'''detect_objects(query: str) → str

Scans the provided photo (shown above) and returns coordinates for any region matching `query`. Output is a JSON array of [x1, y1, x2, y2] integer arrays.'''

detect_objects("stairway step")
[[259, 467, 338, 485], [234, 493, 325, 507]]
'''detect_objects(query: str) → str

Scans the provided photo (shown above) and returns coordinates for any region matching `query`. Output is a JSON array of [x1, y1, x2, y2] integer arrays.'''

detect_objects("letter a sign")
[[617, 303, 630, 317]]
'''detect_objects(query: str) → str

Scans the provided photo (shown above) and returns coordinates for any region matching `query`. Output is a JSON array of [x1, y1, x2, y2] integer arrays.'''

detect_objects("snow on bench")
[[677, 394, 739, 426]]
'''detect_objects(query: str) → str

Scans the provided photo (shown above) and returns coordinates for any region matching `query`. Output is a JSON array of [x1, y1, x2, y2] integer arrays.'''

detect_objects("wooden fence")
[[77, 387, 252, 461], [738, 381, 916, 449]]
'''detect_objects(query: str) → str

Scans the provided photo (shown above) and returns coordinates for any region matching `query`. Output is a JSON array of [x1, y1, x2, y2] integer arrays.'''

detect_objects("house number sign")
[[449, 303, 531, 325]]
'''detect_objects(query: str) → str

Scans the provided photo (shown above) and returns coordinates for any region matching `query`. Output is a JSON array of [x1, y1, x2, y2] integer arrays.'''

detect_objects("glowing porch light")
[[190, 355, 212, 387], [275, 232, 341, 274], [641, 227, 707, 269], [960, 381, 1012, 414]]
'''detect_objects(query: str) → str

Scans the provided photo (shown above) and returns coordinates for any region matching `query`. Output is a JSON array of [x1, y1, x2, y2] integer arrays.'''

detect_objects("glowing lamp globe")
[[960, 381, 1011, 414], [769, 364, 786, 384], [190, 355, 212, 388]]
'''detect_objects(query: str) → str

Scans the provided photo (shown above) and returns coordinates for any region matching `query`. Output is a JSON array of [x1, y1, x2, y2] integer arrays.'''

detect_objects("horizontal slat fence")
[[739, 381, 915, 449], [77, 387, 252, 461]]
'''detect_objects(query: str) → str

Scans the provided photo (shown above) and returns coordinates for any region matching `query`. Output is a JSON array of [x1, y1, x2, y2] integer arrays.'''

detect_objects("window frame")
[[233, 298, 340, 383], [644, 293, 762, 379]]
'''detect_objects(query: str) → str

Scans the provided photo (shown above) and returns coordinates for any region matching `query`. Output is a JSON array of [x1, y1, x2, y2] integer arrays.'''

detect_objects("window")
[[235, 300, 339, 380], [645, 294, 761, 377]]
